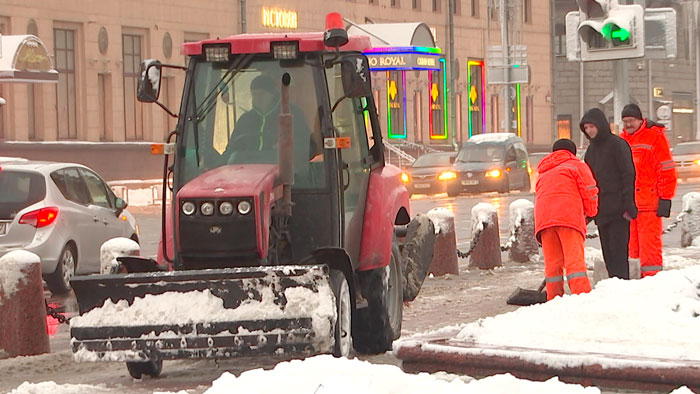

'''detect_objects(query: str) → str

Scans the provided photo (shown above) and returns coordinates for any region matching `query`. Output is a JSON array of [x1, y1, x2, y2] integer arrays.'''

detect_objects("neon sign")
[[262, 7, 298, 29]]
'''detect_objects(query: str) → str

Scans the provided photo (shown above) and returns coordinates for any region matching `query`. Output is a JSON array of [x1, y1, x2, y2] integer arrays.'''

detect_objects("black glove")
[[657, 199, 672, 218], [586, 216, 593, 224]]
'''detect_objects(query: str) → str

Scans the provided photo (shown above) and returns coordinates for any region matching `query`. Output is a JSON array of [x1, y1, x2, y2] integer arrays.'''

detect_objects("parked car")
[[401, 152, 457, 196], [445, 133, 530, 196], [672, 141, 700, 181], [0, 159, 138, 294]]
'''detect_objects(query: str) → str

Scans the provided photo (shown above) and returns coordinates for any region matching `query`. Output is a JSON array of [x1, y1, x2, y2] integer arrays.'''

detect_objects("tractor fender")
[[311, 248, 355, 297], [358, 164, 410, 271]]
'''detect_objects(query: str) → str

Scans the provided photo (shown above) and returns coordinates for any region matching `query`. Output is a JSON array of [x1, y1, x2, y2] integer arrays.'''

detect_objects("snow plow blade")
[[70, 265, 335, 362]]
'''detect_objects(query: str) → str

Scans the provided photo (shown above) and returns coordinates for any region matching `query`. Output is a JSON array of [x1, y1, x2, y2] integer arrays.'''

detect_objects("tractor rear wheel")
[[126, 360, 162, 379], [330, 269, 352, 357], [353, 236, 403, 354]]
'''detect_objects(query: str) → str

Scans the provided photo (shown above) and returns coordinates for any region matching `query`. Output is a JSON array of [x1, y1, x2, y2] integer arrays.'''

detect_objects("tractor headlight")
[[400, 173, 410, 183], [182, 201, 196, 216], [201, 202, 215, 216], [219, 201, 234, 215], [485, 169, 502, 178], [237, 200, 252, 215]]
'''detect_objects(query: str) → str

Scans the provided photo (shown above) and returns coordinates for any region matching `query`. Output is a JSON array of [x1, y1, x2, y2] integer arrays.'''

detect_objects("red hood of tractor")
[[178, 164, 279, 199]]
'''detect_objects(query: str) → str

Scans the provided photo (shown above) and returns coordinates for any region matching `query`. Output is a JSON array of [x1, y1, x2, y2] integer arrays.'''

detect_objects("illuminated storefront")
[[348, 23, 445, 143], [467, 60, 486, 138]]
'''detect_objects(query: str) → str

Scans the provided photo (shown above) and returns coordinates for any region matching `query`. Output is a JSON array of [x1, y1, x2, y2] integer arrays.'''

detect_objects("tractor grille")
[[178, 198, 257, 257]]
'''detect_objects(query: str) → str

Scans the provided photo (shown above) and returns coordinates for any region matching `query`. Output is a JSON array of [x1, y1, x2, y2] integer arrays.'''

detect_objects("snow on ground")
[[9, 356, 603, 394], [397, 251, 700, 371]]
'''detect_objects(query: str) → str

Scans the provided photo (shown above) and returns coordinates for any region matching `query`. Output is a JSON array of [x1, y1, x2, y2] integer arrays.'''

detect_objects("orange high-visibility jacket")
[[535, 150, 599, 241], [621, 120, 677, 211]]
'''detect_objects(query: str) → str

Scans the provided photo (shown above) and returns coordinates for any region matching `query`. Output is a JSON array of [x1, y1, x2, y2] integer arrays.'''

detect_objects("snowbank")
[[427, 207, 454, 235], [398, 263, 700, 370], [99, 237, 140, 274], [471, 202, 496, 233], [8, 381, 111, 394]]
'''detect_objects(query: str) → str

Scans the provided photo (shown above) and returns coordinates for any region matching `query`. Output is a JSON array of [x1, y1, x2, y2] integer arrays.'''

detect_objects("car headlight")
[[219, 201, 234, 215], [201, 202, 215, 216], [485, 169, 502, 178], [400, 173, 410, 183], [237, 200, 252, 215], [438, 171, 457, 181], [182, 201, 196, 216], [695, 159, 700, 166]]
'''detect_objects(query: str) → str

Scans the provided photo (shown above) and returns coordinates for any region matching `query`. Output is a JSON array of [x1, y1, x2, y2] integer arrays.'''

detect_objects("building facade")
[[0, 0, 554, 179], [552, 0, 699, 147]]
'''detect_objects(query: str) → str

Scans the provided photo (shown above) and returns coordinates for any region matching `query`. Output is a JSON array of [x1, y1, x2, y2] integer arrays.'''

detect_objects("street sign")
[[486, 65, 530, 85]]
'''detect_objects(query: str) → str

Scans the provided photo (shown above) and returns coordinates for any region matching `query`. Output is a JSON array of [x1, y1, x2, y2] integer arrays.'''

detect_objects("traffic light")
[[567, 0, 645, 61]]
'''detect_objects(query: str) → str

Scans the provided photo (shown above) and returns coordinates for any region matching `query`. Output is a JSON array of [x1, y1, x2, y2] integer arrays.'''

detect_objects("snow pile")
[[471, 202, 496, 233], [99, 237, 140, 274], [0, 250, 41, 299], [201, 355, 599, 394], [8, 381, 111, 394], [427, 207, 454, 235], [400, 264, 700, 370]]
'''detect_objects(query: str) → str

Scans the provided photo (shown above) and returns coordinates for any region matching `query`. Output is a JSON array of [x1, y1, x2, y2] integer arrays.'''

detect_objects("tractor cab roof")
[[181, 32, 372, 57]]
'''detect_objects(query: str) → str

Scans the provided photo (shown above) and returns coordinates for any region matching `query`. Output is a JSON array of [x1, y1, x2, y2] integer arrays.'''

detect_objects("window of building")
[[471, 0, 479, 17], [489, 5, 498, 21], [523, 0, 532, 23], [433, 0, 441, 12], [54, 28, 77, 139], [391, 0, 400, 7], [455, 0, 461, 15], [27, 20, 40, 140], [412, 0, 420, 9], [554, 23, 566, 56], [122, 34, 144, 140]]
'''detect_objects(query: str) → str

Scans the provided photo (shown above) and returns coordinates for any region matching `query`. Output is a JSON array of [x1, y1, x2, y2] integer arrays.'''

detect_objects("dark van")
[[446, 133, 530, 196]]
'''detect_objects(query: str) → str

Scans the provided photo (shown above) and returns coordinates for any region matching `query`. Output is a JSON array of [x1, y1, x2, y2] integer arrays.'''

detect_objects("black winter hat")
[[621, 103, 643, 120], [552, 138, 577, 155]]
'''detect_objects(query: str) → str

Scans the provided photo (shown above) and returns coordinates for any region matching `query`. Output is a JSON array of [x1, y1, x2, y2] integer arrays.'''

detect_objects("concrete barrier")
[[100, 237, 141, 274], [0, 251, 50, 357], [469, 203, 502, 270], [426, 208, 458, 276], [508, 199, 539, 263], [681, 192, 700, 248]]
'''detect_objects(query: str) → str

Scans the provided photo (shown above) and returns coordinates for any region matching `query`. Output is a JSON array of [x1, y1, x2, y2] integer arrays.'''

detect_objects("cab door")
[[328, 75, 373, 265]]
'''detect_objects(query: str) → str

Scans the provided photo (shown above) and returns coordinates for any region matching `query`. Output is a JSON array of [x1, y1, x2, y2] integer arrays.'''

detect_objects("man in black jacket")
[[580, 108, 637, 280]]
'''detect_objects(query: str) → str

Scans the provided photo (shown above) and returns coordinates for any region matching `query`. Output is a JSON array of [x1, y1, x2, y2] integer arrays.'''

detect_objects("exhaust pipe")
[[277, 72, 293, 217]]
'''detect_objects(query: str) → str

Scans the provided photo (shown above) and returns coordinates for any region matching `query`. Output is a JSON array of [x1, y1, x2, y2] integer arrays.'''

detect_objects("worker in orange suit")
[[620, 104, 677, 278], [535, 139, 599, 300]]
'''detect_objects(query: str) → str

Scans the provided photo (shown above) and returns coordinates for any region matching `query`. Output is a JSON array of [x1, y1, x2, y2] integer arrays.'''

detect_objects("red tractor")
[[70, 13, 436, 378]]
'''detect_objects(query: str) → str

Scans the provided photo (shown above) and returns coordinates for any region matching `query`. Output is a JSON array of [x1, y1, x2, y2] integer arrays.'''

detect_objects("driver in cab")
[[223, 74, 317, 167]]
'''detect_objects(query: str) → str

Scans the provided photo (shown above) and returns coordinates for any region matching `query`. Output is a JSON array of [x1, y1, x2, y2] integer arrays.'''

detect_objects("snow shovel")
[[506, 279, 547, 306]]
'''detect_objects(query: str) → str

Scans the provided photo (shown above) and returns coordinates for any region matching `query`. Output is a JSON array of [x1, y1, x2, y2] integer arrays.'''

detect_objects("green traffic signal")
[[601, 23, 631, 46]]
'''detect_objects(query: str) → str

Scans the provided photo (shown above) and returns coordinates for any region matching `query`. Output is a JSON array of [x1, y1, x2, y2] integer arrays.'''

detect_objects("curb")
[[396, 339, 700, 392]]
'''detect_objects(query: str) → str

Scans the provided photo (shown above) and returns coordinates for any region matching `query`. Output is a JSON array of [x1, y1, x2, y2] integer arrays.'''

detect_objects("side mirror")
[[115, 197, 128, 215], [137, 60, 162, 103], [341, 55, 371, 98]]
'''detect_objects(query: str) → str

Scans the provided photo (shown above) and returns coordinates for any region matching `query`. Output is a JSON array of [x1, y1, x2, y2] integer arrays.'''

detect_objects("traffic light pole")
[[500, 0, 511, 133], [613, 59, 629, 132]]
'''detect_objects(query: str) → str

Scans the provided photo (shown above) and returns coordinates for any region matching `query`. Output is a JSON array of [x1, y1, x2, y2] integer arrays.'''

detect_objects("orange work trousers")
[[541, 226, 591, 301], [629, 211, 663, 277]]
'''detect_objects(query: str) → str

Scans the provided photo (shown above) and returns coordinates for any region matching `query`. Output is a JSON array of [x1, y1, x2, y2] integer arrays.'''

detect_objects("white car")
[[0, 159, 138, 294]]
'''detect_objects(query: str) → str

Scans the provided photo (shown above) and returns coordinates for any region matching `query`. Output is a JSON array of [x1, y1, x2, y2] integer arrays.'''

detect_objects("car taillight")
[[19, 207, 59, 228]]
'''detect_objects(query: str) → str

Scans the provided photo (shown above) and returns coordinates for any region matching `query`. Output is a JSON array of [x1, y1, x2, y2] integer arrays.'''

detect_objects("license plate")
[[0, 223, 6, 235], [461, 180, 479, 186], [414, 183, 431, 189]]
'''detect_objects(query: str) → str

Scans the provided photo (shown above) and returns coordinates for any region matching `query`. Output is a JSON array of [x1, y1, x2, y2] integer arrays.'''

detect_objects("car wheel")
[[46, 244, 76, 295], [126, 360, 162, 379], [330, 269, 352, 357]]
